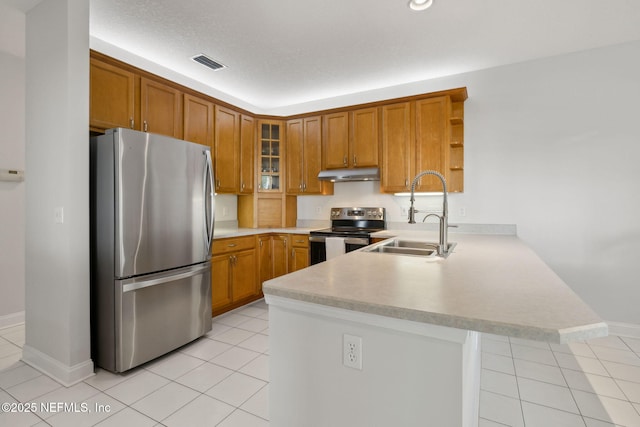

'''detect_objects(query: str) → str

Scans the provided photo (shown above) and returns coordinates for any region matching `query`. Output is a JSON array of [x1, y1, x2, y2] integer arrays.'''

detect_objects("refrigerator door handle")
[[122, 262, 211, 293], [203, 149, 215, 252]]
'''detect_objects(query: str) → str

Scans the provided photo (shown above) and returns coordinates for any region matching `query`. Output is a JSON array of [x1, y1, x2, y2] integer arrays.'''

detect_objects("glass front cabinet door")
[[259, 122, 282, 192]]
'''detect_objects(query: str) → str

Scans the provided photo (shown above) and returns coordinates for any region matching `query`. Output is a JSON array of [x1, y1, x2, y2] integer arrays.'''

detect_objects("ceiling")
[[9, 0, 640, 113]]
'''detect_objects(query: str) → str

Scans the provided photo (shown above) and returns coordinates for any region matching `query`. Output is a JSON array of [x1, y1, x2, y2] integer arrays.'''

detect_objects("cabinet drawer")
[[212, 236, 255, 255], [290, 234, 309, 248]]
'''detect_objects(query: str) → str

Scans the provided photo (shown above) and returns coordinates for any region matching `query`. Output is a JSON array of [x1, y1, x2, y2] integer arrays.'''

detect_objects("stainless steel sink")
[[366, 245, 437, 256], [363, 239, 455, 258], [390, 240, 439, 250]]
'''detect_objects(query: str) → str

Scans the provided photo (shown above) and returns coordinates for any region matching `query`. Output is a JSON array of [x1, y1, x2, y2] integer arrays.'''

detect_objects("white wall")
[[0, 3, 26, 327], [22, 0, 93, 384], [298, 40, 640, 325], [269, 300, 478, 426]]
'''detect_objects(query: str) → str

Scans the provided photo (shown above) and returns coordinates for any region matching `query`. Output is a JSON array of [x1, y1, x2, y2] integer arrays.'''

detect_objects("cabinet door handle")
[[227, 243, 237, 247], [259, 240, 263, 248], [241, 182, 245, 190], [405, 178, 409, 188], [216, 179, 221, 188], [129, 118, 134, 129], [295, 240, 305, 244], [343, 156, 347, 166], [353, 155, 357, 166], [143, 120, 148, 132], [292, 249, 295, 258]]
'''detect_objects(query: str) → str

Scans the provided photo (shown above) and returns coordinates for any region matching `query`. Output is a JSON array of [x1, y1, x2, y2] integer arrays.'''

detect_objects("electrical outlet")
[[459, 207, 466, 217], [343, 334, 362, 370]]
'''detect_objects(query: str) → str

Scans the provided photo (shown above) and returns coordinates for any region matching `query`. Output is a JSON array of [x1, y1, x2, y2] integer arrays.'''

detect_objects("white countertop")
[[213, 227, 316, 238], [262, 231, 607, 343]]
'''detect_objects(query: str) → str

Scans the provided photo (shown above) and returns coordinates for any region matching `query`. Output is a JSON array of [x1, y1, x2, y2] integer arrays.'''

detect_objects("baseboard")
[[607, 321, 640, 339], [22, 344, 94, 387], [0, 311, 25, 329]]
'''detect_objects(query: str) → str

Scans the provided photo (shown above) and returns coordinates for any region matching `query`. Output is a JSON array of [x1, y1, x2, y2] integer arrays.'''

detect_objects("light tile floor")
[[2, 300, 640, 426]]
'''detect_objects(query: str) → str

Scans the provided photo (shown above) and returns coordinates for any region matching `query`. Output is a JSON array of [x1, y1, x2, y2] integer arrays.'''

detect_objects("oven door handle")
[[309, 235, 326, 243]]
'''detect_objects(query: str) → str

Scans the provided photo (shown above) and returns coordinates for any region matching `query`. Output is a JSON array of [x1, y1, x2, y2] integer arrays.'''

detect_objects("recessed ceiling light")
[[408, 0, 433, 11]]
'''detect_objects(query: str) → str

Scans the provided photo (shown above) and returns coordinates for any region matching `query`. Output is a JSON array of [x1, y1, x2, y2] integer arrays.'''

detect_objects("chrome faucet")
[[408, 170, 451, 256]]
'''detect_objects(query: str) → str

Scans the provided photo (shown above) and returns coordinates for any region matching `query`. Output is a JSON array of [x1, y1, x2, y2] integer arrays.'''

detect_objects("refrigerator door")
[[114, 261, 212, 372], [113, 129, 214, 278]]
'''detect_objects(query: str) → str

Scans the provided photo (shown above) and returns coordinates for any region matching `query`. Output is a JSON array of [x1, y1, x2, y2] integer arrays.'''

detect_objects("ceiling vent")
[[191, 54, 226, 71]]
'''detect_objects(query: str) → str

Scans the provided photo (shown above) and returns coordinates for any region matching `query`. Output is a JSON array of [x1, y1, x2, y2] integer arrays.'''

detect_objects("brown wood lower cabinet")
[[272, 235, 289, 278], [212, 233, 311, 316], [257, 234, 289, 287], [211, 236, 259, 316], [289, 234, 309, 273]]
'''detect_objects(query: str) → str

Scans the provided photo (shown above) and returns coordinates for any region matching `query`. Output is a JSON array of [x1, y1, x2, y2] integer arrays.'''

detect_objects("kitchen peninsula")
[[263, 231, 607, 427]]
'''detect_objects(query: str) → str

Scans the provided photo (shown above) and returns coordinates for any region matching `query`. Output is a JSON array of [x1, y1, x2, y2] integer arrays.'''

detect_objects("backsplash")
[[296, 181, 457, 223], [214, 194, 238, 221]]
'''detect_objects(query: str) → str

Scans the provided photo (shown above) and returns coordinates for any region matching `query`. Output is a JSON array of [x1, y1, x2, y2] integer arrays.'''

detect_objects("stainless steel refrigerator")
[[90, 128, 214, 373]]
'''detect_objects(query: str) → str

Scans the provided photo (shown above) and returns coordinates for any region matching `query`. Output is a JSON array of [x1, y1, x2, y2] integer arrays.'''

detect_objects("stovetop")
[[310, 207, 386, 237], [311, 227, 381, 236]]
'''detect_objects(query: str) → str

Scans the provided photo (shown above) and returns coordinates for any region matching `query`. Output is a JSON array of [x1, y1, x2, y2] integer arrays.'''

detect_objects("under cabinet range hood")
[[317, 167, 380, 182]]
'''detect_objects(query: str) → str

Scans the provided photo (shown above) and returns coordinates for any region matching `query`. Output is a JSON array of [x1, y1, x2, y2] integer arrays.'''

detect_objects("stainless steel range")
[[309, 207, 386, 265]]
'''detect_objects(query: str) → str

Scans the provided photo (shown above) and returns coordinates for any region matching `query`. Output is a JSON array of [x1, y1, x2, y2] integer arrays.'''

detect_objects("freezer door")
[[114, 129, 214, 277], [115, 262, 212, 372]]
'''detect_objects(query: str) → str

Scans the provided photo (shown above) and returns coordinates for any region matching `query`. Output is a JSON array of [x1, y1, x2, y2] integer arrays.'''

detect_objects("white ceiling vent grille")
[[191, 54, 226, 71]]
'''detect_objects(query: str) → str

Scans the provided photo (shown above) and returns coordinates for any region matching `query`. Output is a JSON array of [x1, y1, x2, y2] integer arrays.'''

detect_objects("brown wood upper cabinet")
[[322, 112, 349, 169], [214, 105, 241, 193], [140, 77, 183, 138], [286, 117, 332, 195], [323, 108, 379, 169], [239, 114, 255, 194], [380, 102, 413, 193], [183, 93, 214, 147], [380, 95, 464, 193], [414, 97, 448, 192], [214, 107, 255, 194], [90, 56, 183, 139], [90, 57, 138, 132]]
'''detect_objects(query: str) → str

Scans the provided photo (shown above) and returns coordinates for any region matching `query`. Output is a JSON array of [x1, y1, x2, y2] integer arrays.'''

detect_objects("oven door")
[[309, 235, 370, 265]]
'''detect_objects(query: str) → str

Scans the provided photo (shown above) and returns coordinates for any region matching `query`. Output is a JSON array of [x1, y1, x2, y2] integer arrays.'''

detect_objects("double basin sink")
[[364, 239, 455, 258]]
